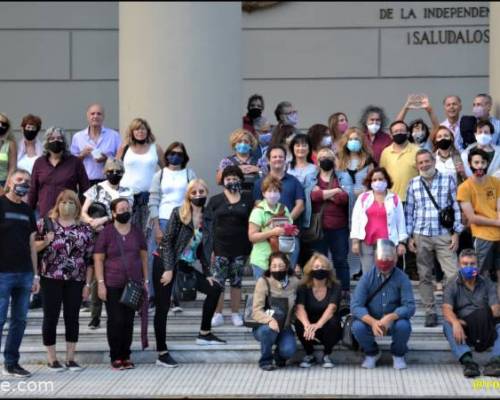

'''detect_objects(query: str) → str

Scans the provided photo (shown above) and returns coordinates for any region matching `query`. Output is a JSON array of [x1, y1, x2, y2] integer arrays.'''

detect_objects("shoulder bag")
[[300, 174, 334, 243], [244, 278, 289, 330], [420, 177, 455, 231], [88, 184, 109, 219], [115, 229, 144, 311], [342, 270, 395, 350]]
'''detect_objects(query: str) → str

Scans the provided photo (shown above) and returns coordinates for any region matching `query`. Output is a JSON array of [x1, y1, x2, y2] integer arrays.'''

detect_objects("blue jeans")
[[0, 272, 33, 366], [252, 264, 265, 281], [352, 318, 412, 357], [290, 237, 300, 269], [253, 324, 297, 367], [147, 219, 169, 296], [443, 321, 500, 360], [313, 227, 350, 291]]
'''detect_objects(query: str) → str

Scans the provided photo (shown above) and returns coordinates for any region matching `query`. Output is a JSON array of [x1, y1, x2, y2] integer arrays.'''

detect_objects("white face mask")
[[476, 133, 492, 146], [367, 123, 380, 134], [263, 191, 280, 206]]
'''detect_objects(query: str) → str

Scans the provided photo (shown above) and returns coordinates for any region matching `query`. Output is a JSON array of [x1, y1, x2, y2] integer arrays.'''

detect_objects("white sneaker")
[[231, 313, 243, 327], [361, 351, 381, 369], [322, 355, 335, 368], [211, 312, 224, 327], [171, 306, 183, 314], [392, 356, 407, 370]]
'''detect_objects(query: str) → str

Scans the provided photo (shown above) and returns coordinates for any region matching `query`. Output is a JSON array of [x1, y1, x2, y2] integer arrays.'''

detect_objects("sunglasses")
[[107, 170, 123, 174]]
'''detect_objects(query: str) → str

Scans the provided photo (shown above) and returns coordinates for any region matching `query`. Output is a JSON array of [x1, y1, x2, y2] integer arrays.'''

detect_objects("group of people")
[[0, 90, 498, 379]]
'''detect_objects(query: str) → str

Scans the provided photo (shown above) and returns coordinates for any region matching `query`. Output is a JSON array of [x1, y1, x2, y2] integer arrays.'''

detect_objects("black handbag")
[[243, 278, 289, 330], [342, 270, 395, 350], [175, 261, 198, 302], [88, 185, 109, 219], [115, 229, 144, 311], [420, 178, 455, 230]]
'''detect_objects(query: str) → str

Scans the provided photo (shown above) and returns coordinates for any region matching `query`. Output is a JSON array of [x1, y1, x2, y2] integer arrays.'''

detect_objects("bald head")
[[86, 104, 105, 129]]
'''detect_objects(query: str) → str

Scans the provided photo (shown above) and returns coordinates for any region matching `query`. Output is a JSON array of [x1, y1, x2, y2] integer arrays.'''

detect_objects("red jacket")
[[311, 175, 349, 230]]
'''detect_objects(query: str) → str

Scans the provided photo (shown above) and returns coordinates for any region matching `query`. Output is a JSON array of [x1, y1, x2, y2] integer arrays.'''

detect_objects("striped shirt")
[[405, 171, 463, 236]]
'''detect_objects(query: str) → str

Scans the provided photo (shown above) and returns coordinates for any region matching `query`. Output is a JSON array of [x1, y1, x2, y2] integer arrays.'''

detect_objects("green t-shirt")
[[249, 200, 292, 270]]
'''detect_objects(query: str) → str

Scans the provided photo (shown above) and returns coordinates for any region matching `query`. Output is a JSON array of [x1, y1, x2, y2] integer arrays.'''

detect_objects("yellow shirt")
[[379, 143, 419, 201], [457, 176, 500, 241]]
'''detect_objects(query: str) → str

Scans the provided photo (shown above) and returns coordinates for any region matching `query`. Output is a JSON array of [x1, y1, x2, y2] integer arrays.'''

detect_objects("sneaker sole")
[[2, 371, 31, 378], [196, 339, 227, 345], [299, 364, 312, 368], [156, 359, 178, 368]]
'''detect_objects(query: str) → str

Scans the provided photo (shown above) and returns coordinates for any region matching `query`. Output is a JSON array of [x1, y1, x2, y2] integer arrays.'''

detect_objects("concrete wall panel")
[[72, 31, 118, 79]]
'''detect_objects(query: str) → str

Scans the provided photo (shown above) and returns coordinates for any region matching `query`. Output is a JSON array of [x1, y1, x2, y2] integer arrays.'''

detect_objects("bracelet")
[[33, 275, 40, 280], [144, 279, 150, 284], [85, 283, 91, 288], [97, 279, 105, 284]]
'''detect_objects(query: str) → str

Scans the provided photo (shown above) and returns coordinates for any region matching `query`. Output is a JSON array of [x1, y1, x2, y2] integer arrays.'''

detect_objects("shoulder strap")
[[264, 277, 272, 309], [365, 269, 395, 306], [43, 216, 54, 233], [121, 144, 129, 161], [420, 177, 440, 211], [160, 168, 164, 186]]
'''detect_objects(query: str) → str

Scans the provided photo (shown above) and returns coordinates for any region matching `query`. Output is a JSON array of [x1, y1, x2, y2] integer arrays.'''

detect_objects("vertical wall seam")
[[378, 28, 382, 77], [69, 31, 73, 80]]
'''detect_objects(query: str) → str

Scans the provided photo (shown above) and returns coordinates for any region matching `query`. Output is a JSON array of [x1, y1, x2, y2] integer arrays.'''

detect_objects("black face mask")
[[271, 271, 287, 281], [247, 108, 262, 120], [319, 159, 334, 171], [13, 182, 30, 197], [115, 211, 131, 224], [47, 140, 64, 153], [106, 172, 123, 185], [392, 133, 408, 145], [312, 269, 329, 280], [436, 138, 453, 150], [23, 129, 39, 141], [0, 124, 9, 136], [191, 197, 207, 208], [224, 181, 242, 194], [135, 138, 147, 145]]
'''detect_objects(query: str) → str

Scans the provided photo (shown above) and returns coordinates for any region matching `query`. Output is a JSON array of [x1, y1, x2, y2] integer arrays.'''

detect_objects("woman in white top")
[[350, 167, 407, 274], [431, 125, 466, 185], [17, 114, 44, 174], [117, 118, 164, 234], [147, 141, 196, 301]]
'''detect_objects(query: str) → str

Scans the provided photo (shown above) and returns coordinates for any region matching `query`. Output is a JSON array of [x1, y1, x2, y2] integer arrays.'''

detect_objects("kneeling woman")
[[295, 253, 342, 368], [252, 252, 299, 371], [157, 179, 225, 367]]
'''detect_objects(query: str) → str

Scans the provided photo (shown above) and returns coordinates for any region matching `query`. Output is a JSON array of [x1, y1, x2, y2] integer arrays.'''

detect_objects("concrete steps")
[[4, 278, 466, 366]]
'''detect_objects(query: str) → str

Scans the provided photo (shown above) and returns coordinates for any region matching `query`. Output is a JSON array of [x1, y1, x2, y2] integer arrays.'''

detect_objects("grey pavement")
[[1, 363, 499, 398]]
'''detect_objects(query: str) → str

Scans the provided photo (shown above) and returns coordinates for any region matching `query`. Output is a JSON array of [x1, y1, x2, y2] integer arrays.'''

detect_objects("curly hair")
[[358, 105, 388, 131]]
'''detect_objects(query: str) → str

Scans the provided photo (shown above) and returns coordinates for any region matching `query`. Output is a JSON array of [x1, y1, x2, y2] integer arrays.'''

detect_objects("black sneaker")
[[2, 364, 32, 378], [483, 356, 500, 377], [424, 313, 438, 327], [47, 360, 66, 372], [196, 332, 227, 345], [463, 361, 481, 378], [260, 363, 276, 371], [156, 352, 179, 368], [65, 361, 83, 372], [149, 297, 155, 310], [88, 317, 100, 330]]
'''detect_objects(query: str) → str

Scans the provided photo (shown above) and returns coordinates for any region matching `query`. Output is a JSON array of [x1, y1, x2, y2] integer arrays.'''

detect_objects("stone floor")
[[1, 363, 499, 398]]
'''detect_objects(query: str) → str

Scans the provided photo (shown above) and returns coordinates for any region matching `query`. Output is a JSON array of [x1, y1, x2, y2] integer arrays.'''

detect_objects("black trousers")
[[105, 287, 135, 362], [153, 259, 174, 353], [294, 317, 342, 355], [40, 277, 84, 346]]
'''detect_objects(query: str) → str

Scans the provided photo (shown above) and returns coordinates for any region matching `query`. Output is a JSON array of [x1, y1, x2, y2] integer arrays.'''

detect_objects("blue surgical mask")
[[235, 142, 251, 154], [166, 153, 183, 166], [460, 266, 478, 280], [346, 139, 362, 152], [285, 112, 298, 126], [259, 132, 272, 146]]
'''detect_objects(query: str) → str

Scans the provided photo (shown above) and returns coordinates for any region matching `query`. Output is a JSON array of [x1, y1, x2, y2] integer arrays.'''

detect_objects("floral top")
[[84, 181, 134, 217], [36, 219, 95, 281]]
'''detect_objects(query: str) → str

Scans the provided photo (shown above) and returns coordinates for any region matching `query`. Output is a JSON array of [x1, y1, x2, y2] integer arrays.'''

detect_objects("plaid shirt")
[[405, 172, 463, 236]]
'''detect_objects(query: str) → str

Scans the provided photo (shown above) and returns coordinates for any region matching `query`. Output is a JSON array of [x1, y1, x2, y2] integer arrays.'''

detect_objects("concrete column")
[[119, 2, 242, 191], [490, 2, 500, 116]]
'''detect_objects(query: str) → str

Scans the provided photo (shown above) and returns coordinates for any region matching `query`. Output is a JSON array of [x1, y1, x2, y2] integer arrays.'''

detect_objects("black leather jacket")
[[159, 207, 211, 275]]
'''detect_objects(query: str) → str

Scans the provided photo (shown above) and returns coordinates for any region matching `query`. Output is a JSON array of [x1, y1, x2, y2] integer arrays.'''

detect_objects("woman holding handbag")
[[252, 252, 299, 371], [93, 197, 148, 370], [156, 179, 225, 368]]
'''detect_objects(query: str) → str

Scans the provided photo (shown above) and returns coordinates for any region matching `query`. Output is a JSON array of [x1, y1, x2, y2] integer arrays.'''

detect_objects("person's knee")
[[393, 319, 411, 335], [352, 319, 370, 336], [278, 339, 297, 359], [255, 325, 277, 342]]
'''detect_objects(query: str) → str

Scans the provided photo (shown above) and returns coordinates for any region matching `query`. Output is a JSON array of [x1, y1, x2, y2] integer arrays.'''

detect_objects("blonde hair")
[[316, 147, 336, 161], [300, 252, 337, 288], [104, 158, 124, 173], [179, 179, 209, 225], [125, 118, 155, 145], [0, 113, 14, 141], [229, 128, 257, 150], [337, 127, 372, 171], [48, 189, 82, 222]]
